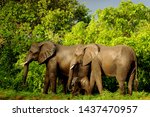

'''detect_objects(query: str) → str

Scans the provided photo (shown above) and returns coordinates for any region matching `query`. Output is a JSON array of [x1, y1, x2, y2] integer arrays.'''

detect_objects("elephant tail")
[[134, 59, 138, 91], [128, 48, 138, 93], [128, 57, 138, 93]]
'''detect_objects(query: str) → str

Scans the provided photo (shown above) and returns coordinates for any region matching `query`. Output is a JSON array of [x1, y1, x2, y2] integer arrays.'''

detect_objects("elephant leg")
[[116, 74, 126, 95], [47, 58, 57, 94], [90, 71, 95, 94], [90, 58, 103, 94], [116, 66, 128, 95], [62, 75, 68, 94], [57, 76, 67, 94], [49, 73, 57, 93], [95, 74, 103, 94], [43, 69, 50, 94], [128, 72, 135, 95], [49, 69, 57, 94], [118, 80, 125, 95]]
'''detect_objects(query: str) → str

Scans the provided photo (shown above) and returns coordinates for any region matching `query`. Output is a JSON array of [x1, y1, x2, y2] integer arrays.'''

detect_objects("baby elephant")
[[71, 77, 90, 96]]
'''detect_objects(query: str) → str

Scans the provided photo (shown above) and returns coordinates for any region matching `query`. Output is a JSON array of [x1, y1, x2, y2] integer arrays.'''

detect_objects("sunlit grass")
[[0, 88, 150, 100]]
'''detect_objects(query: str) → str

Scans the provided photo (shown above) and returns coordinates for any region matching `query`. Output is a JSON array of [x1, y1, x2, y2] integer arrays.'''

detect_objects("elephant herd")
[[23, 41, 138, 96]]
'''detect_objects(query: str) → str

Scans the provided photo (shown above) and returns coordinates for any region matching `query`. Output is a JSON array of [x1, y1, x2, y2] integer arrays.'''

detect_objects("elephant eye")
[[29, 50, 38, 54], [32, 52, 39, 56]]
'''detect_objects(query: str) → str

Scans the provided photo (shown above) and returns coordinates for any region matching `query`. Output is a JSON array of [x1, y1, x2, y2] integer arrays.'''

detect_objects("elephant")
[[23, 41, 81, 94], [67, 44, 138, 95], [71, 77, 90, 96], [67, 44, 100, 95]]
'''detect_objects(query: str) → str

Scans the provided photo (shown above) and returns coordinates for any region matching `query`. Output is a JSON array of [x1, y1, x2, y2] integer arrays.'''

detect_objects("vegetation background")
[[0, 0, 150, 99]]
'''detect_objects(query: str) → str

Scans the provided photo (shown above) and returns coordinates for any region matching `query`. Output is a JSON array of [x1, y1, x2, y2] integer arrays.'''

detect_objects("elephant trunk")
[[23, 55, 32, 85], [134, 60, 138, 91], [67, 65, 74, 91], [23, 54, 33, 84], [23, 63, 29, 84]]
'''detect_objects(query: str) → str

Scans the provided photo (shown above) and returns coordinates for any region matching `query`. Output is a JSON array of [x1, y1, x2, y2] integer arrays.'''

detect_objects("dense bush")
[[63, 1, 150, 92], [0, 0, 150, 93], [0, 0, 90, 92]]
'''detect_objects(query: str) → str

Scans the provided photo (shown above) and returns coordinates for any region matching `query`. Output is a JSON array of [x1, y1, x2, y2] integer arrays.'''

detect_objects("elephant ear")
[[38, 42, 56, 64], [82, 44, 100, 66]]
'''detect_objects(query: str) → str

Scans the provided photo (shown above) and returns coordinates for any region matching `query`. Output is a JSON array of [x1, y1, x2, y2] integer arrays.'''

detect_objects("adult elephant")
[[67, 44, 138, 95], [23, 41, 81, 94], [67, 44, 100, 95]]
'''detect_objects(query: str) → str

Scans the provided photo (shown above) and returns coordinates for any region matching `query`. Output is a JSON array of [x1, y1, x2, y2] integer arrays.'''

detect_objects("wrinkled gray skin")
[[67, 44, 100, 95], [67, 44, 138, 95], [23, 41, 80, 94]]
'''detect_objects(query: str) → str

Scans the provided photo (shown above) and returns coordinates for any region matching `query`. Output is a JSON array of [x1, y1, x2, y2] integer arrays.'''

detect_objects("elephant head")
[[67, 44, 100, 91], [71, 77, 82, 96], [71, 76, 91, 95], [23, 41, 56, 84]]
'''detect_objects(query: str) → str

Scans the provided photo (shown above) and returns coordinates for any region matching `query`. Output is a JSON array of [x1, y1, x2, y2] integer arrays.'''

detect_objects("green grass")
[[0, 88, 150, 100]]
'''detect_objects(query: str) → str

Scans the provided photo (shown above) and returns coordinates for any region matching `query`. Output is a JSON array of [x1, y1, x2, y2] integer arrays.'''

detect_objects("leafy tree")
[[0, 0, 90, 91], [63, 21, 87, 45], [63, 1, 150, 92]]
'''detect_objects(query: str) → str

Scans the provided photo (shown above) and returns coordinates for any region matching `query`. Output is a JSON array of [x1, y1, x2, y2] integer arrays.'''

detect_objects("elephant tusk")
[[70, 64, 75, 70], [24, 61, 28, 65], [21, 61, 28, 66]]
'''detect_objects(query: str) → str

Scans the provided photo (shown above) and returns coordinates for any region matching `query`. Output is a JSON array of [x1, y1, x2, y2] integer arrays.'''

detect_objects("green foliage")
[[14, 54, 46, 92], [0, 0, 90, 91], [63, 21, 87, 45], [63, 1, 150, 92], [1, 89, 150, 100], [0, 0, 150, 95]]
